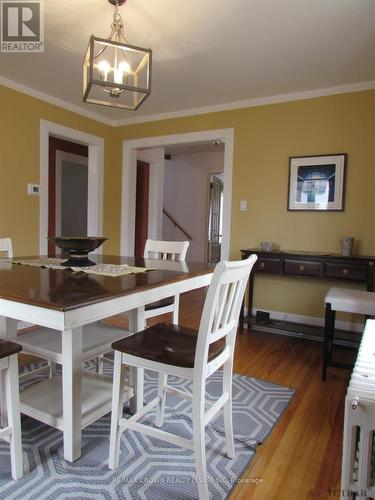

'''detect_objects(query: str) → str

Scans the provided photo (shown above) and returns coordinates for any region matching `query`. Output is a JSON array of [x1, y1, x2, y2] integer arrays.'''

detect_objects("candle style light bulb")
[[98, 60, 110, 80], [119, 60, 131, 74], [114, 68, 123, 85]]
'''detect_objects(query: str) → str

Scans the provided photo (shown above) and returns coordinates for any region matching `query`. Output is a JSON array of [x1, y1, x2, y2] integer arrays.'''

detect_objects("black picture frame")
[[288, 153, 347, 211]]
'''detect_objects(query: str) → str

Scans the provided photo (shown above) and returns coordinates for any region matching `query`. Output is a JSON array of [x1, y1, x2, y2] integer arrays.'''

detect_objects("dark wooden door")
[[134, 160, 150, 259], [48, 137, 88, 256]]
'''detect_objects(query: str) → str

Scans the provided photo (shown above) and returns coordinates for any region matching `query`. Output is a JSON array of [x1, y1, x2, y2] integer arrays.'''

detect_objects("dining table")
[[0, 255, 213, 462]]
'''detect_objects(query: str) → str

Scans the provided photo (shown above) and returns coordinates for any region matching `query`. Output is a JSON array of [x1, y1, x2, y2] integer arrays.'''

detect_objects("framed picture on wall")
[[288, 153, 347, 211]]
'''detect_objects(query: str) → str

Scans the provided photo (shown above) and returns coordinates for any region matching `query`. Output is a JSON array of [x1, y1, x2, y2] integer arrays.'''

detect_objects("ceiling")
[[1, 0, 374, 125]]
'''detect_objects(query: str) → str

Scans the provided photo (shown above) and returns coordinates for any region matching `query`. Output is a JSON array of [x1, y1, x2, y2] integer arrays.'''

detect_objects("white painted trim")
[[113, 80, 375, 126], [0, 77, 115, 127], [39, 120, 104, 255], [245, 306, 364, 333], [2, 76, 374, 128], [148, 161, 164, 240], [121, 129, 234, 259]]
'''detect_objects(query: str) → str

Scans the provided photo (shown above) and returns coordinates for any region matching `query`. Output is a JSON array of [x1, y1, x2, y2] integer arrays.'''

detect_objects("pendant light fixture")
[[83, 0, 152, 110]]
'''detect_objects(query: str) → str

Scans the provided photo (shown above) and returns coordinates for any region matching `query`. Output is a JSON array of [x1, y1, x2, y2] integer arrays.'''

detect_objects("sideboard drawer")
[[255, 257, 281, 274], [324, 262, 367, 281], [284, 259, 322, 278]]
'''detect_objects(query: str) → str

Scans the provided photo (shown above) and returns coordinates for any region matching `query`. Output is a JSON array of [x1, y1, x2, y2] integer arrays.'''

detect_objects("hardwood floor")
[[19, 288, 352, 500]]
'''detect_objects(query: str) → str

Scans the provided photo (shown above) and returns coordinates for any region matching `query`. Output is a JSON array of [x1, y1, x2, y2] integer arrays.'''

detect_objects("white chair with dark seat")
[[108, 254, 257, 499], [0, 338, 23, 479], [143, 239, 190, 324], [322, 287, 375, 381]]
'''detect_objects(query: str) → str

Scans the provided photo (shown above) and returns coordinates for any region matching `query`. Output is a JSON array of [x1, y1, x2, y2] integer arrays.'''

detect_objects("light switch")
[[240, 200, 247, 212]]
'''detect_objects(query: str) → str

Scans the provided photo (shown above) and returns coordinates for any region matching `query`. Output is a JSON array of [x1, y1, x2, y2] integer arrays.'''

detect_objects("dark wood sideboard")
[[240, 249, 375, 333]]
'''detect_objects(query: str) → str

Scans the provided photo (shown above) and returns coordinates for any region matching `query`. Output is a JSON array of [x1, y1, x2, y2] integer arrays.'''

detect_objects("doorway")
[[121, 129, 234, 259], [39, 120, 104, 256], [162, 144, 224, 262], [48, 137, 89, 256]]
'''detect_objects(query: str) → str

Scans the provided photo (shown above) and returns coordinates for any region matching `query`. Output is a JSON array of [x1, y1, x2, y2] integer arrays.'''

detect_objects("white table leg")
[[128, 307, 145, 413], [0, 317, 17, 427], [6, 354, 23, 479], [62, 327, 82, 462]]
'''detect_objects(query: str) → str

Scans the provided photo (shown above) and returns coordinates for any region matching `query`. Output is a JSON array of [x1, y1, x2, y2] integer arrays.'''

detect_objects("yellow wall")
[[0, 85, 119, 255], [1, 84, 374, 318], [115, 90, 375, 318]]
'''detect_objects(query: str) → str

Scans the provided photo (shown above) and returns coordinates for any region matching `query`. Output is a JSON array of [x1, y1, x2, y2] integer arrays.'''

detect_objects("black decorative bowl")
[[48, 236, 107, 267]]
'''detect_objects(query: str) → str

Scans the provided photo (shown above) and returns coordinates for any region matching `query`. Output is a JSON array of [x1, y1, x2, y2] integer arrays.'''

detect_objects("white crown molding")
[[114, 80, 375, 127], [0, 76, 115, 127], [1, 76, 374, 128]]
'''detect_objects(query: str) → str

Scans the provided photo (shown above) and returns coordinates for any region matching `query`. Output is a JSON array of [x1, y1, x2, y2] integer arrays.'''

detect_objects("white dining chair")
[[0, 338, 23, 479], [0, 238, 13, 258], [143, 239, 190, 324], [97, 239, 190, 374], [108, 254, 257, 499]]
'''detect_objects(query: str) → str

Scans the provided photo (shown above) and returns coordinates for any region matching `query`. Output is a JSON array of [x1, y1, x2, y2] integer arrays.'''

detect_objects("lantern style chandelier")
[[83, 0, 152, 110]]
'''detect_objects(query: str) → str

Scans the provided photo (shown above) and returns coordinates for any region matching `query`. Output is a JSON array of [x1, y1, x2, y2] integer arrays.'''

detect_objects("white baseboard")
[[244, 307, 364, 333]]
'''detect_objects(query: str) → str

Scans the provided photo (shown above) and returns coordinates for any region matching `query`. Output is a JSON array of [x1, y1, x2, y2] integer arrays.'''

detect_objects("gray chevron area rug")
[[0, 361, 294, 499]]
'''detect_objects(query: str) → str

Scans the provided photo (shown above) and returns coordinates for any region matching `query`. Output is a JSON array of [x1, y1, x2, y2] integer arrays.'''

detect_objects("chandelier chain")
[[110, 3, 130, 44]]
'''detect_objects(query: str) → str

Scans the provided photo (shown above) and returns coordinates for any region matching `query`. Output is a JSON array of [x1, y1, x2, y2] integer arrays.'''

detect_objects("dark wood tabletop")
[[0, 256, 213, 312]]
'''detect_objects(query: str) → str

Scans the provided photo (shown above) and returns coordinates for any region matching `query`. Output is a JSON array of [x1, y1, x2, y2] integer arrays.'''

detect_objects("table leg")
[[62, 327, 82, 462], [322, 303, 335, 382], [239, 300, 244, 335], [249, 274, 255, 326], [0, 317, 17, 427], [128, 307, 145, 413], [6, 354, 23, 479]]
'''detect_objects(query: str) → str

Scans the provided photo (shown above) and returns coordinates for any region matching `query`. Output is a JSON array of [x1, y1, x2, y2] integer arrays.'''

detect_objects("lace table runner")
[[13, 258, 154, 277]]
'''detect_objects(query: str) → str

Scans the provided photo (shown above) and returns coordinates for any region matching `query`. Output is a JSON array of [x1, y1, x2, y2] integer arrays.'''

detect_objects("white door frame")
[[121, 129, 234, 258], [39, 120, 104, 255]]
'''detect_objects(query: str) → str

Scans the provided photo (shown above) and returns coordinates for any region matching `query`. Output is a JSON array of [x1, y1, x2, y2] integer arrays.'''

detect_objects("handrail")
[[163, 208, 192, 241]]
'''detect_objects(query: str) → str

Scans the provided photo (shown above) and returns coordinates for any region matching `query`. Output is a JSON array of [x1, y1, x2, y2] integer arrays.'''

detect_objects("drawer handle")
[[342, 269, 349, 275], [259, 263, 265, 270], [299, 265, 305, 271]]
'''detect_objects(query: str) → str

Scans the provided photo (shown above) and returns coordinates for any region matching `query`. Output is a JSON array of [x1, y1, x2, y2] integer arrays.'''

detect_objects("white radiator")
[[341, 319, 375, 500]]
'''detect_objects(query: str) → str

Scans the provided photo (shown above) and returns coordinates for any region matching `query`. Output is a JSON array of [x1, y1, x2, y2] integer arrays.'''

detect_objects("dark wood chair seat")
[[145, 297, 174, 311], [112, 323, 225, 368], [0, 339, 22, 360]]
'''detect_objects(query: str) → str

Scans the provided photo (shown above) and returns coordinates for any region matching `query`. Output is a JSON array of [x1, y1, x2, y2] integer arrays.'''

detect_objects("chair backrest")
[[195, 254, 258, 373], [143, 239, 190, 262], [0, 237, 13, 258]]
